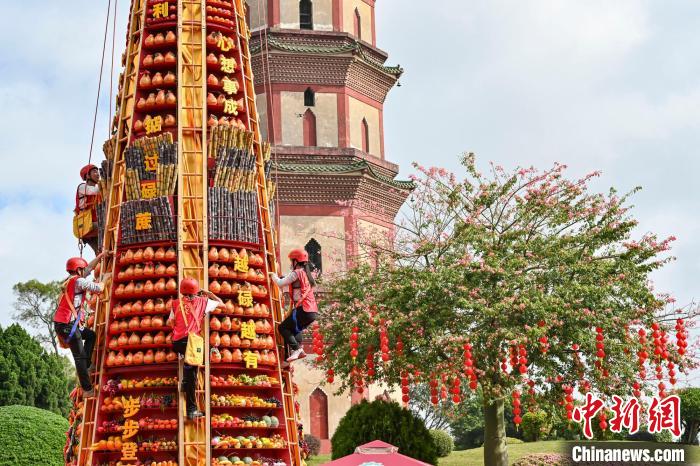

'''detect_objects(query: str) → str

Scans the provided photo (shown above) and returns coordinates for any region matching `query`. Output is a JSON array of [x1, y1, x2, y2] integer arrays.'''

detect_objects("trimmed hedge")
[[429, 429, 454, 457], [331, 400, 438, 465], [0, 405, 69, 466]]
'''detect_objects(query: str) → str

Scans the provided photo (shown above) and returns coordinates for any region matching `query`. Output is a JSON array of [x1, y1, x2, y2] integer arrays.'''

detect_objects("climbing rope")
[[109, 0, 118, 134], [87, 0, 114, 165], [255, 0, 281, 228], [80, 0, 118, 257]]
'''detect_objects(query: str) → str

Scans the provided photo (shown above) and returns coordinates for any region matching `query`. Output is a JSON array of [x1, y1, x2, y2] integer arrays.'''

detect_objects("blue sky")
[[0, 1, 698, 383]]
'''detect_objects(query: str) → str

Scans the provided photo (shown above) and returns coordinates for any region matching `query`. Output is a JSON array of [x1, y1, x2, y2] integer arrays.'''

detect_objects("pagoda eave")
[[251, 30, 402, 103], [273, 157, 413, 221]]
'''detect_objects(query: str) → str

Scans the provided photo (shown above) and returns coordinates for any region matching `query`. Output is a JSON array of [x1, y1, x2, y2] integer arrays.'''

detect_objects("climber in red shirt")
[[169, 278, 225, 419], [53, 252, 110, 398], [74, 164, 102, 253], [269, 248, 318, 365]]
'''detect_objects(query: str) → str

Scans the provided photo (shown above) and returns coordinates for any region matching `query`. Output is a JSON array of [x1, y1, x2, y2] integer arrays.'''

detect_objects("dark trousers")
[[54, 322, 95, 391], [82, 232, 99, 255], [173, 338, 198, 413], [279, 306, 317, 357]]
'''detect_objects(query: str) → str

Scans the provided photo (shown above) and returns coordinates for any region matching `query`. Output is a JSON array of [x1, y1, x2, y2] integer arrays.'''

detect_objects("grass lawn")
[[306, 440, 700, 465]]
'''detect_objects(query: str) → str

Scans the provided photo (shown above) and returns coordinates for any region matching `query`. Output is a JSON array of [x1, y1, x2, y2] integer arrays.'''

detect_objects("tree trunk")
[[46, 322, 58, 356], [483, 397, 508, 466], [683, 421, 699, 445]]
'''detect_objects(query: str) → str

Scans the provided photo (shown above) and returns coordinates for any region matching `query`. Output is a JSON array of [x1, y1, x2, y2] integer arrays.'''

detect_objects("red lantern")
[[401, 371, 410, 406], [563, 385, 574, 419], [350, 327, 359, 361], [598, 411, 608, 431], [379, 322, 391, 363], [312, 323, 325, 357], [512, 390, 522, 425], [366, 349, 376, 378], [430, 374, 439, 406], [676, 319, 687, 357], [463, 342, 478, 389], [518, 344, 528, 376]]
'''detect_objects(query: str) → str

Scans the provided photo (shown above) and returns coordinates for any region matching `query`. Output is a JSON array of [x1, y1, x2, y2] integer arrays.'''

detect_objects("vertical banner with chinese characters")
[[120, 396, 141, 464]]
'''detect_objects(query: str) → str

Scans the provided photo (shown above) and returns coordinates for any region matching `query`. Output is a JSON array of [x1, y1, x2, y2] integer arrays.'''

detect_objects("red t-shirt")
[[172, 297, 219, 341], [54, 277, 80, 324]]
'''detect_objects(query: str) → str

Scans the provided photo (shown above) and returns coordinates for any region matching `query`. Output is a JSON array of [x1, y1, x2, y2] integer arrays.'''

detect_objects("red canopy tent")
[[320, 440, 432, 466]]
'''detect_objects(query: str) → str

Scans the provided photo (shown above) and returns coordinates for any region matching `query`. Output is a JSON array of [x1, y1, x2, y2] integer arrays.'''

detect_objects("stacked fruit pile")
[[210, 395, 280, 409], [211, 434, 286, 450], [213, 457, 287, 466], [211, 414, 280, 429], [210, 348, 278, 366], [210, 374, 279, 388], [138, 438, 177, 452], [103, 376, 178, 392]]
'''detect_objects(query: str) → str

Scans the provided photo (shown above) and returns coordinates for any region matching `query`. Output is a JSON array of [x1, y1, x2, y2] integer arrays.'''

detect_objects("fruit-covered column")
[[69, 1, 301, 465]]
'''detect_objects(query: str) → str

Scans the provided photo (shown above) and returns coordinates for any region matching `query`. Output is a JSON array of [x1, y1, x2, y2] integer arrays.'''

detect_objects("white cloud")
[[0, 202, 83, 327]]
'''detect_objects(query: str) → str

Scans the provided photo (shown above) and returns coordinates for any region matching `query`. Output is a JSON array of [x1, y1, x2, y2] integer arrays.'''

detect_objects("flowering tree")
[[313, 155, 697, 465]]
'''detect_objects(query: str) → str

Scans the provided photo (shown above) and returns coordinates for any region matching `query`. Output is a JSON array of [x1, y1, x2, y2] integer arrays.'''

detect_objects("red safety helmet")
[[288, 248, 308, 263], [180, 278, 200, 295], [66, 257, 89, 273], [80, 164, 98, 181]]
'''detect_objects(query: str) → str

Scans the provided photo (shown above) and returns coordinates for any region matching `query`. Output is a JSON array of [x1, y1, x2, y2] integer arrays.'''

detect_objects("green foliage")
[[429, 429, 454, 457], [409, 383, 457, 431], [0, 324, 71, 416], [0, 405, 69, 466], [331, 400, 438, 465], [13, 279, 63, 355], [521, 411, 550, 442], [317, 159, 688, 465], [678, 388, 700, 444], [304, 434, 321, 457], [506, 437, 524, 444], [319, 159, 681, 402], [654, 429, 674, 443], [449, 390, 522, 450], [547, 412, 582, 441]]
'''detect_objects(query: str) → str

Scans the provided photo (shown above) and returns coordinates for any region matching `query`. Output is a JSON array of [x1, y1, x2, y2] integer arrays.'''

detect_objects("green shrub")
[[304, 434, 321, 457], [0, 405, 69, 466], [678, 388, 700, 444], [654, 429, 674, 443], [331, 400, 438, 465], [521, 411, 551, 442], [506, 436, 524, 444], [429, 429, 454, 457]]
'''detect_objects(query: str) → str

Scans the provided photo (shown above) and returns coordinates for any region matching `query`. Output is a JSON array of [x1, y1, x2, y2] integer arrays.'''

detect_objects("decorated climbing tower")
[[62, 1, 301, 465]]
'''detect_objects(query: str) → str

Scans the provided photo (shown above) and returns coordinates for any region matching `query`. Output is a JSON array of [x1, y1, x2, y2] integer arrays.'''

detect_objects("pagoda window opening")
[[305, 238, 322, 277], [303, 108, 317, 146], [304, 87, 316, 107], [245, 2, 251, 29], [300, 0, 313, 30], [354, 8, 362, 39], [361, 118, 370, 153]]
